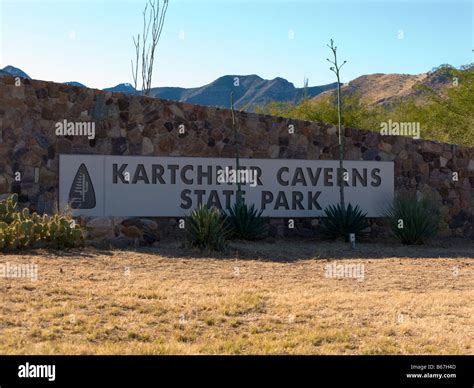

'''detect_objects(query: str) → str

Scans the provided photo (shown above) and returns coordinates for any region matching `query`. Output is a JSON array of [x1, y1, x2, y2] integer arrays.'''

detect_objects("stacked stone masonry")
[[0, 75, 472, 244]]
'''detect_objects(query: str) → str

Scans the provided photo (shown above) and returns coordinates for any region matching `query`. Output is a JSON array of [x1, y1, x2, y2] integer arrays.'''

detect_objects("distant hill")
[[149, 75, 338, 110], [64, 81, 86, 88], [1, 65, 31, 79], [103, 83, 137, 94], [313, 67, 454, 107]]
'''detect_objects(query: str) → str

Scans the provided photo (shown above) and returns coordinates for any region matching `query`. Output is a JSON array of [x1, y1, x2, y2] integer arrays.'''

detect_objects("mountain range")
[[0, 65, 454, 111], [0, 66, 337, 110], [154, 75, 338, 110], [104, 75, 339, 110]]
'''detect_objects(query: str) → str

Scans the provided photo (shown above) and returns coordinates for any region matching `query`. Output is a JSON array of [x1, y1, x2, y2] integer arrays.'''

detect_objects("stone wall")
[[0, 75, 473, 244]]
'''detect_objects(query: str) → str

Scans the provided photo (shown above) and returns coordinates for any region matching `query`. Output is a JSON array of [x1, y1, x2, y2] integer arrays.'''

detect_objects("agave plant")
[[186, 204, 230, 251], [225, 201, 268, 240], [385, 194, 439, 245], [320, 203, 368, 240]]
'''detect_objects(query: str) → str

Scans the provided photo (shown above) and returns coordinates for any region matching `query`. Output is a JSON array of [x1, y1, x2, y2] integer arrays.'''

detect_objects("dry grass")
[[0, 240, 473, 355]]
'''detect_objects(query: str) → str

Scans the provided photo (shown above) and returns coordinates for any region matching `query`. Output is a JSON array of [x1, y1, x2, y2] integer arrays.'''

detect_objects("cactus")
[[21, 207, 30, 220], [0, 194, 18, 224], [0, 222, 8, 249], [0, 194, 83, 251]]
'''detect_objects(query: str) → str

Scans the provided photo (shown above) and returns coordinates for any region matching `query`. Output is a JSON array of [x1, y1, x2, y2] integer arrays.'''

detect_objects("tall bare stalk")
[[327, 39, 347, 210], [131, 0, 169, 96]]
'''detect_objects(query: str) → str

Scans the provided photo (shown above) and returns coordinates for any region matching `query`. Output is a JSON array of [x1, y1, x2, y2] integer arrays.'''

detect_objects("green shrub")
[[186, 205, 230, 251], [320, 203, 368, 240], [385, 194, 440, 245], [256, 64, 474, 147], [0, 194, 83, 250], [225, 201, 268, 240]]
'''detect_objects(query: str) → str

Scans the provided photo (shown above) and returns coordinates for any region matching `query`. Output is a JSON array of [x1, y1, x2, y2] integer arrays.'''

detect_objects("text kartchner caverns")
[[59, 155, 394, 217]]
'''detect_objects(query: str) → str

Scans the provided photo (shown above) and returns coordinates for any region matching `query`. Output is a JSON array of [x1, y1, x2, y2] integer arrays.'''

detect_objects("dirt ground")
[[0, 239, 473, 355]]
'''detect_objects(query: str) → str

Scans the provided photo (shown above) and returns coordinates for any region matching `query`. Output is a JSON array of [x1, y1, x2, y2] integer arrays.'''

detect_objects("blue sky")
[[1, 0, 472, 89]]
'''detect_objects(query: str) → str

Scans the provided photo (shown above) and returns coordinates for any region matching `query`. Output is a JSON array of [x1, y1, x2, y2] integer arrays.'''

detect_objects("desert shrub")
[[225, 201, 268, 240], [320, 203, 368, 240], [256, 93, 377, 131], [256, 64, 474, 146], [186, 205, 230, 251], [0, 194, 83, 250], [385, 194, 440, 245]]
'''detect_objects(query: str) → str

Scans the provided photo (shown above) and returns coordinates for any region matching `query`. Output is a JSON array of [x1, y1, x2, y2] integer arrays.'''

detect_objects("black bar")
[[0, 356, 471, 387]]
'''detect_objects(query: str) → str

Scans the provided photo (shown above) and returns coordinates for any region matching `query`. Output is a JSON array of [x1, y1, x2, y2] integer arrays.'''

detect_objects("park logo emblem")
[[69, 163, 96, 209]]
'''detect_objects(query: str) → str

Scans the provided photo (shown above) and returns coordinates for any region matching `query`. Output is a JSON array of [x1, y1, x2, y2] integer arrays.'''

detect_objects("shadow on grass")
[[0, 247, 114, 259], [2, 238, 473, 263], [101, 237, 474, 262]]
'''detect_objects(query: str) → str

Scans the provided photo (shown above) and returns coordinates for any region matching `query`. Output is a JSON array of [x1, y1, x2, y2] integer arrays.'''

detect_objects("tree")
[[326, 39, 347, 209], [131, 0, 169, 96]]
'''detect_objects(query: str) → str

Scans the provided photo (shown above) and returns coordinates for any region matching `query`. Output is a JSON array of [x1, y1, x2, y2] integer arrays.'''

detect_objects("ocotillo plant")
[[301, 76, 309, 101], [327, 39, 347, 210], [131, 0, 170, 96]]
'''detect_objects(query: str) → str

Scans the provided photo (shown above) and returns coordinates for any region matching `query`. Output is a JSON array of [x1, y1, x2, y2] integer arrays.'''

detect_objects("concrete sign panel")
[[59, 155, 394, 217]]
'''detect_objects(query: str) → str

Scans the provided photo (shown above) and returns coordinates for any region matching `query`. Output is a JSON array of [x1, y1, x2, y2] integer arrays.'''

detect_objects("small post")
[[349, 233, 356, 249], [34, 168, 40, 184]]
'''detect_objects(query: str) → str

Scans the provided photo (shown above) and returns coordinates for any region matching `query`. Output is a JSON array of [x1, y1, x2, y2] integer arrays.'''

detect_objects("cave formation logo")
[[69, 163, 96, 209]]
